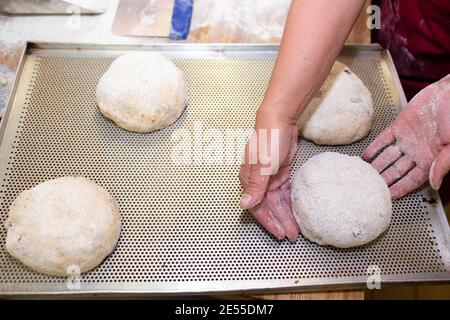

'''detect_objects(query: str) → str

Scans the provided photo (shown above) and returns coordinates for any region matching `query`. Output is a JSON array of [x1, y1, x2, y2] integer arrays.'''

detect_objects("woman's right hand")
[[239, 106, 300, 242], [364, 75, 450, 198]]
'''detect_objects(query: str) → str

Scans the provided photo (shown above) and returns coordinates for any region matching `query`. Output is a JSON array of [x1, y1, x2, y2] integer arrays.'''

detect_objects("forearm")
[[259, 0, 365, 123]]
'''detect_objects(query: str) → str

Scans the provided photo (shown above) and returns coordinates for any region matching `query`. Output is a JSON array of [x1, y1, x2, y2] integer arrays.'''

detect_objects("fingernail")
[[432, 179, 442, 190], [273, 228, 285, 241], [273, 222, 286, 241], [287, 234, 298, 243], [239, 194, 253, 209], [276, 234, 285, 241]]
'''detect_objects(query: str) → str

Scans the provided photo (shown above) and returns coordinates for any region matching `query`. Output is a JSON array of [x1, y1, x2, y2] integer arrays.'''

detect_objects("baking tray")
[[0, 43, 449, 296]]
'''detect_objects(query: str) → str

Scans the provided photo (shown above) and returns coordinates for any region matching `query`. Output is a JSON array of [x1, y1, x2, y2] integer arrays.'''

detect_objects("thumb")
[[240, 164, 270, 209], [429, 145, 450, 190]]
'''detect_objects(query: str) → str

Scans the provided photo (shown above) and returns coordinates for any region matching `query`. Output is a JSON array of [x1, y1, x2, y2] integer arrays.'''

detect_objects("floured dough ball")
[[297, 62, 374, 145], [4, 177, 121, 276], [96, 52, 188, 133], [291, 152, 392, 248]]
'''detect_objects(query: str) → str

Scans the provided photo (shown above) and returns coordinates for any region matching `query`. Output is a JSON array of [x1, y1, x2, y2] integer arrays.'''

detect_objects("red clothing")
[[373, 0, 450, 100]]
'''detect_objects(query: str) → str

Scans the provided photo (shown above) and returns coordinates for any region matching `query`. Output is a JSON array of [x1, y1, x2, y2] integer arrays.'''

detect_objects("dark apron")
[[372, 0, 450, 212], [373, 0, 450, 100]]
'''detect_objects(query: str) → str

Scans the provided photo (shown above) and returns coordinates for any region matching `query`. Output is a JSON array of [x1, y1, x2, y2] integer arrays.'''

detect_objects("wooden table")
[[218, 290, 365, 300], [187, 0, 371, 45]]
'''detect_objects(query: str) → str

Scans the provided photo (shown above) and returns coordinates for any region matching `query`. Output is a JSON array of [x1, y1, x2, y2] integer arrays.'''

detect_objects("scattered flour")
[[0, 0, 161, 45], [190, 0, 291, 42], [0, 0, 292, 44], [0, 64, 14, 118]]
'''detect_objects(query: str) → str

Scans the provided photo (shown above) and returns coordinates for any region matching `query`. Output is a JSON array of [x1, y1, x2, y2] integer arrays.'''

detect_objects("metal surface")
[[112, 0, 174, 37], [0, 43, 449, 296]]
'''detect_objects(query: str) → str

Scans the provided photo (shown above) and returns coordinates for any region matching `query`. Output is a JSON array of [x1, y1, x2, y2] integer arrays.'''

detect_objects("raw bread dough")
[[297, 62, 374, 145], [96, 52, 188, 133], [4, 177, 121, 276], [291, 152, 392, 248]]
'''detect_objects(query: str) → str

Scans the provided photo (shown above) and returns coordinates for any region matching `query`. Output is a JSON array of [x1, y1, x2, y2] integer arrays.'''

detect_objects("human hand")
[[239, 107, 300, 241], [363, 75, 450, 199]]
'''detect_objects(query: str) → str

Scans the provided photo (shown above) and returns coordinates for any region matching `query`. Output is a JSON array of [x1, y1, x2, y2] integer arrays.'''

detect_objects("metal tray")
[[0, 43, 449, 296]]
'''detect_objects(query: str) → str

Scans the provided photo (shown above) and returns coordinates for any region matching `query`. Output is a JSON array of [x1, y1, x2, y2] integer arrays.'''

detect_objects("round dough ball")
[[291, 152, 392, 248], [297, 62, 374, 145], [96, 52, 188, 133], [4, 177, 121, 276]]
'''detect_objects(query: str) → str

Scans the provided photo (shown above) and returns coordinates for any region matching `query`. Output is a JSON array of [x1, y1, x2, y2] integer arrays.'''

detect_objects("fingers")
[[266, 189, 299, 242], [245, 181, 300, 242], [390, 166, 428, 199], [250, 198, 285, 240], [363, 128, 395, 161], [381, 156, 415, 186], [371, 145, 403, 173], [239, 144, 270, 209], [280, 182, 292, 211], [267, 165, 291, 191], [239, 162, 270, 209], [429, 145, 450, 190], [279, 182, 300, 233], [266, 127, 298, 191]]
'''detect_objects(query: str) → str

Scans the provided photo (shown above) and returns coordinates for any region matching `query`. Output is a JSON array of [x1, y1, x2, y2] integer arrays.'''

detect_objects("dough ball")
[[291, 152, 392, 248], [4, 177, 121, 276], [96, 52, 188, 133], [297, 62, 374, 145]]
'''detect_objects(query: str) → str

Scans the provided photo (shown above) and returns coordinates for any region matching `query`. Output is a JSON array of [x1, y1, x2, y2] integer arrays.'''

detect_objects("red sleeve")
[[373, 0, 450, 99]]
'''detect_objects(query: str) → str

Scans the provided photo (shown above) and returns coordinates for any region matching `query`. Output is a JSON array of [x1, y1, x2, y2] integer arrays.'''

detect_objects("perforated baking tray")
[[0, 43, 449, 296]]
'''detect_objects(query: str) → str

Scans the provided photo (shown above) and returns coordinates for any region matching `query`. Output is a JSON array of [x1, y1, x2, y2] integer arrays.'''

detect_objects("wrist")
[[257, 99, 302, 126], [258, 83, 318, 126]]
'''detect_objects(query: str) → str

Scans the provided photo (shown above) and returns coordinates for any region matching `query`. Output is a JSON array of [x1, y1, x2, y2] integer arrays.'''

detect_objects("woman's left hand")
[[364, 75, 450, 198]]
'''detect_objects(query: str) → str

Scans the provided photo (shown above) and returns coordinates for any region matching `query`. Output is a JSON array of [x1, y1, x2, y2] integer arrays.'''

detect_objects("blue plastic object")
[[170, 0, 193, 40]]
